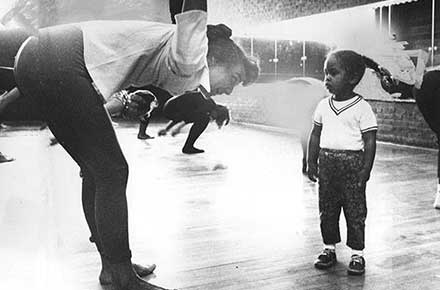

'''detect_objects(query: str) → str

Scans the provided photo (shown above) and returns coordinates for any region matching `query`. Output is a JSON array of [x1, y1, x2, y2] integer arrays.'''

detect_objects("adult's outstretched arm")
[[182, 0, 207, 12]]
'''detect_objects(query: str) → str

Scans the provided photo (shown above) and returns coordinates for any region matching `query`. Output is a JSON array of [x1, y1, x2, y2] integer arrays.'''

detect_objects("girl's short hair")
[[207, 24, 259, 86], [328, 50, 397, 93]]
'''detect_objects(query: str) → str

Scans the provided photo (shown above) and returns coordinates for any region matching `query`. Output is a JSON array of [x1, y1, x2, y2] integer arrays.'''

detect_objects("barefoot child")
[[308, 50, 388, 275], [134, 86, 172, 140], [158, 91, 229, 154]]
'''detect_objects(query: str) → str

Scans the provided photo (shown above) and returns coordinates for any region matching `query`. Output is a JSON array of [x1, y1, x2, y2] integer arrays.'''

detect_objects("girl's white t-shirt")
[[313, 95, 378, 151]]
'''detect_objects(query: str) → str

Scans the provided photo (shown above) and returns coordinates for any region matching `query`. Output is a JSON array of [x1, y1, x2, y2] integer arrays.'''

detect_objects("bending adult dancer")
[[414, 70, 440, 208], [0, 0, 259, 289]]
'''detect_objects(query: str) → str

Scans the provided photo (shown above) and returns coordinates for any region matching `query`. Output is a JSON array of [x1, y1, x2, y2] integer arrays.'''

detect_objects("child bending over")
[[158, 91, 229, 154]]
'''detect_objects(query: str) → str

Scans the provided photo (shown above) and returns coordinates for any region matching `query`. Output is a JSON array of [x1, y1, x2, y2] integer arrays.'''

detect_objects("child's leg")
[[339, 151, 367, 275], [341, 155, 367, 253], [314, 150, 343, 269], [182, 114, 210, 154], [318, 150, 343, 247], [137, 116, 153, 139]]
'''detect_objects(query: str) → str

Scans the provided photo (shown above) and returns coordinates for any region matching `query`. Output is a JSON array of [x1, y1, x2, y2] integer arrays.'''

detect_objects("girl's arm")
[[359, 130, 377, 186], [307, 124, 322, 182]]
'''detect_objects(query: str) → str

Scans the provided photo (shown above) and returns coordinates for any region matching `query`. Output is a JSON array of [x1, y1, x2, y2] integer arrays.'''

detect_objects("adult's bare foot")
[[0, 152, 14, 163], [110, 261, 176, 290], [100, 256, 156, 285]]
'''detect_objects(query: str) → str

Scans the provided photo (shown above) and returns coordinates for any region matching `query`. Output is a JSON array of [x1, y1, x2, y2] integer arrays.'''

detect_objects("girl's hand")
[[307, 163, 318, 182], [357, 169, 370, 187]]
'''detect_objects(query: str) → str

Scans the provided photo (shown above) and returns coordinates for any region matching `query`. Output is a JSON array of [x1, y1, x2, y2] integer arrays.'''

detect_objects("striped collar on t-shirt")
[[328, 95, 363, 116]]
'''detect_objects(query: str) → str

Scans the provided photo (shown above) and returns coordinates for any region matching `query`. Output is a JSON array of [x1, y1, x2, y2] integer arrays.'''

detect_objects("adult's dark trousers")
[[0, 28, 33, 91], [416, 70, 440, 178], [1, 25, 131, 263]]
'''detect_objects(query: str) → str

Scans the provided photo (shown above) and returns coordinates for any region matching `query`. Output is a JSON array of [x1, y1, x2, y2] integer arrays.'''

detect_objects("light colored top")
[[75, 10, 210, 99], [313, 95, 377, 151]]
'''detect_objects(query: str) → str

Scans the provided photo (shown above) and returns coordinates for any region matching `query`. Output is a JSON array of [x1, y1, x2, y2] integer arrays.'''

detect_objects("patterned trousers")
[[318, 148, 367, 250]]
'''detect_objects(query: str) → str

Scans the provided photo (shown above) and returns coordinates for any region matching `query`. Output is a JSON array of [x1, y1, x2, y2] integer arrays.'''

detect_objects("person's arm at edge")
[[307, 124, 322, 182]]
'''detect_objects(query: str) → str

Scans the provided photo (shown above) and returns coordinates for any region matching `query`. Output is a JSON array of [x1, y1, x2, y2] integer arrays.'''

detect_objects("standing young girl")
[[307, 50, 390, 275]]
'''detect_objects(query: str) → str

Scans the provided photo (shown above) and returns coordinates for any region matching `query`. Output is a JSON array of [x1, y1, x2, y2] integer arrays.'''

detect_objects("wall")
[[209, 0, 384, 30], [215, 83, 438, 149], [370, 99, 437, 148]]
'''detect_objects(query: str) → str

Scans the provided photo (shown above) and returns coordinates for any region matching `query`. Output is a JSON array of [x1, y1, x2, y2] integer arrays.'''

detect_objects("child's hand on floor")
[[158, 129, 167, 136], [307, 163, 318, 182]]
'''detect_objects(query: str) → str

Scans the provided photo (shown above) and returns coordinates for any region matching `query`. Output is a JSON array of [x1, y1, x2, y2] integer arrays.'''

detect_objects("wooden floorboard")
[[1, 121, 440, 289]]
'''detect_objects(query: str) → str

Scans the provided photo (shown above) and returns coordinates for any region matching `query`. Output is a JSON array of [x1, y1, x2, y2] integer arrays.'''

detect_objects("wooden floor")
[[1, 121, 440, 290]]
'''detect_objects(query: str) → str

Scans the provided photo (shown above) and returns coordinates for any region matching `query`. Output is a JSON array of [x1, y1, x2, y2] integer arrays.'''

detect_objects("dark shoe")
[[137, 133, 154, 140], [347, 255, 365, 275], [0, 152, 14, 163], [314, 248, 337, 269]]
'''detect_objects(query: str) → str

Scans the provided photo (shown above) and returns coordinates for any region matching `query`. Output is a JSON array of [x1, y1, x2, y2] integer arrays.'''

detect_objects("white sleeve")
[[360, 102, 378, 133], [169, 10, 208, 76], [313, 100, 324, 127]]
